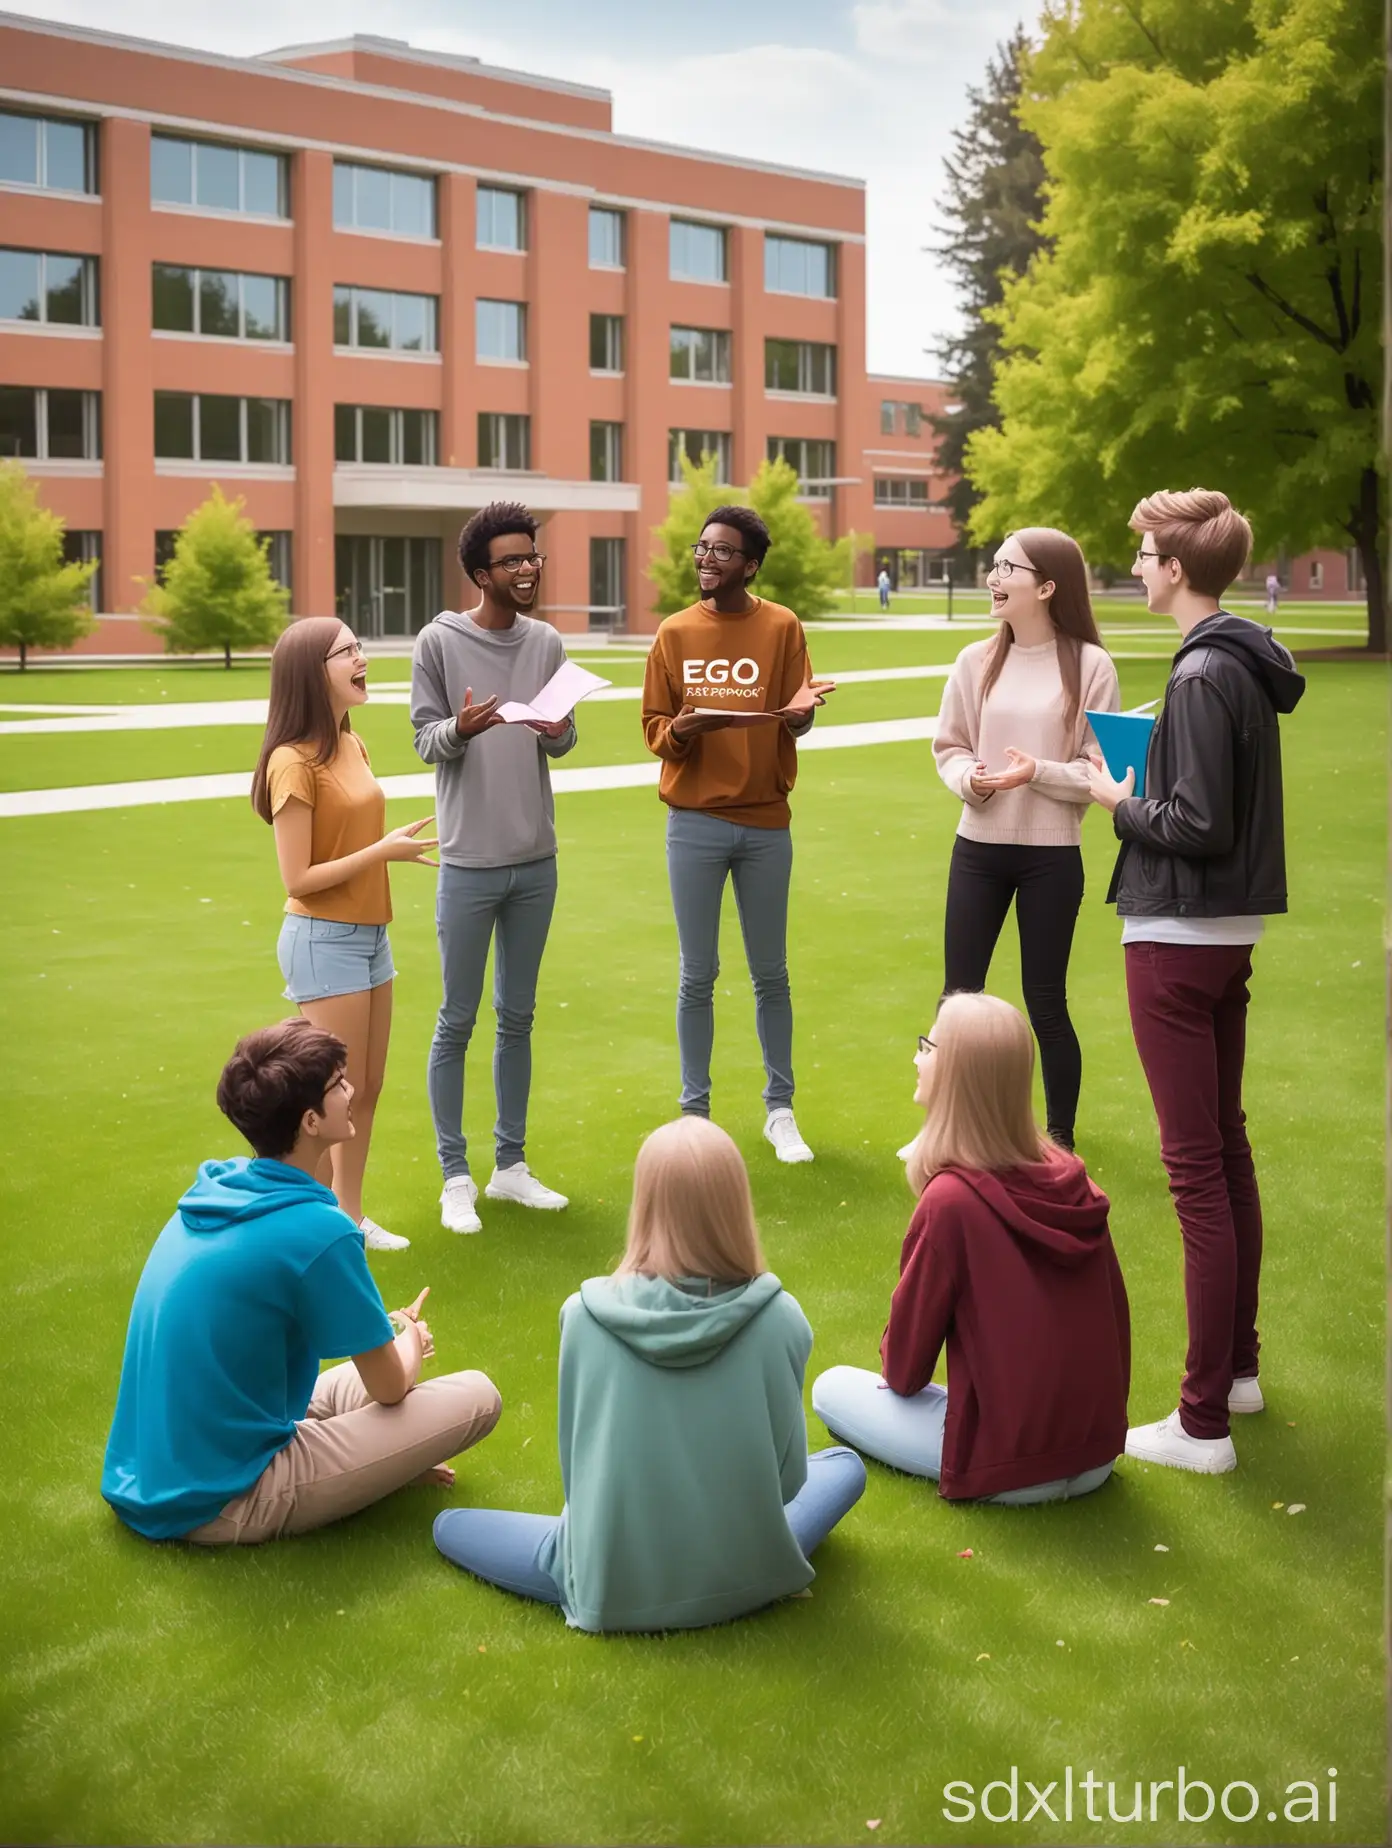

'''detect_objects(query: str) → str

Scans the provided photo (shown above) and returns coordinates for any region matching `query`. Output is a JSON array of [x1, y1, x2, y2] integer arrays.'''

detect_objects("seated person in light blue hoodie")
[[102, 1020, 502, 1545], [434, 1115, 866, 1630]]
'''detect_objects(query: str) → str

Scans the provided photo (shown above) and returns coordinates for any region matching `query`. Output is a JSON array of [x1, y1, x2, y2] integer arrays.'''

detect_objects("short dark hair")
[[216, 1020, 347, 1160], [702, 504, 771, 568], [459, 501, 539, 581]]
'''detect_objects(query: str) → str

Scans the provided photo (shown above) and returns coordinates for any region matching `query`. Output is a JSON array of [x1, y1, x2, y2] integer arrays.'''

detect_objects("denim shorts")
[[277, 915, 395, 1003]]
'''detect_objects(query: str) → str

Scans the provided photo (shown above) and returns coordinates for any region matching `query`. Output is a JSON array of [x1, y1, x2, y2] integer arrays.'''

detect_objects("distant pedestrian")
[[1265, 572, 1280, 615], [877, 566, 892, 611]]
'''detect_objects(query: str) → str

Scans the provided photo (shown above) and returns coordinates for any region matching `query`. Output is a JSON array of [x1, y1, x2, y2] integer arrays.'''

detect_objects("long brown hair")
[[251, 617, 350, 823], [617, 1117, 766, 1283], [978, 528, 1104, 740], [905, 993, 1051, 1196]]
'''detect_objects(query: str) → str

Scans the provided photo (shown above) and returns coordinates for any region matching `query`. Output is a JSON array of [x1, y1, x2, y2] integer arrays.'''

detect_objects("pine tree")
[[0, 461, 98, 671], [141, 486, 289, 667], [930, 28, 1047, 556]]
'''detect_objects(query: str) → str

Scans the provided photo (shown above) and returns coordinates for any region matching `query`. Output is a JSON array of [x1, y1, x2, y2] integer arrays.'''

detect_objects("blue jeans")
[[277, 916, 394, 1003], [432, 1447, 867, 1617], [427, 857, 558, 1178], [665, 807, 794, 1117], [811, 1366, 1114, 1506]]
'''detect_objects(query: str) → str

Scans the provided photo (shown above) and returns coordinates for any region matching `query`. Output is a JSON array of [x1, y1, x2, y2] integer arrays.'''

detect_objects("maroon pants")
[[1124, 941, 1264, 1439]]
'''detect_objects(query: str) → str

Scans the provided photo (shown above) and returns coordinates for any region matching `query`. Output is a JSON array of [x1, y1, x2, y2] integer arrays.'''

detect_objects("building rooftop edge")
[[258, 33, 614, 106], [0, 11, 867, 194], [867, 373, 951, 388]]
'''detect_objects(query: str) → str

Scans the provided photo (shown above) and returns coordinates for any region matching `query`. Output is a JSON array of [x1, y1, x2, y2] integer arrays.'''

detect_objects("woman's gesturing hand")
[[379, 817, 439, 867], [974, 748, 1037, 792]]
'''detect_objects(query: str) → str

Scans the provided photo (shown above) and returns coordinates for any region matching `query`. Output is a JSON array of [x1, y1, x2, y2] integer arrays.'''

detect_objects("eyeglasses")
[[1134, 548, 1175, 565], [489, 552, 546, 574], [918, 1034, 936, 1055], [991, 559, 1044, 580], [692, 541, 747, 563], [326, 637, 365, 662]]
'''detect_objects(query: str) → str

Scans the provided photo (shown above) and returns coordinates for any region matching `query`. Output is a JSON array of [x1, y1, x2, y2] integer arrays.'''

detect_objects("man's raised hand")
[[455, 688, 504, 738]]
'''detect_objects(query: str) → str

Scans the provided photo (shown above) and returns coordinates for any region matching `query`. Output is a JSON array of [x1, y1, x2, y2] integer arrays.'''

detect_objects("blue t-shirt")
[[102, 1157, 395, 1540]]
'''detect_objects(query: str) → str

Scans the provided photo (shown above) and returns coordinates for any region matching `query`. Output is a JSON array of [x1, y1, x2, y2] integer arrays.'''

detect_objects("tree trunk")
[[1351, 465, 1387, 653], [18, 640, 26, 671], [224, 640, 232, 669]]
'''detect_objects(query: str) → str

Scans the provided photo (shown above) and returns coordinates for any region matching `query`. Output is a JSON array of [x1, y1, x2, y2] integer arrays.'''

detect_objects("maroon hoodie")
[[880, 1153, 1130, 1500]]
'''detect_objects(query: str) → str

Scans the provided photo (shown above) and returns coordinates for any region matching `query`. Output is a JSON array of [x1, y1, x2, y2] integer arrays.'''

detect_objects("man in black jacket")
[[1087, 488, 1305, 1476]]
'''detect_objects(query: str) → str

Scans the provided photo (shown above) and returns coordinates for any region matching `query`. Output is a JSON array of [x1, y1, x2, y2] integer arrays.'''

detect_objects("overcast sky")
[[14, 0, 1029, 376]]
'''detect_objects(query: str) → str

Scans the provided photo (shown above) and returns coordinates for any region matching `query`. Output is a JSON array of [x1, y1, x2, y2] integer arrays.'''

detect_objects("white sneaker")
[[764, 1108, 814, 1164], [440, 1175, 482, 1234], [360, 1215, 410, 1251], [1124, 1409, 1237, 1475], [897, 1137, 919, 1162], [485, 1162, 569, 1210], [1228, 1376, 1265, 1414]]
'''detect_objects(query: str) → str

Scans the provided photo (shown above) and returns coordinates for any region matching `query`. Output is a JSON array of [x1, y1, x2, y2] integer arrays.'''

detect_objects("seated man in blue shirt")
[[102, 1019, 502, 1545]]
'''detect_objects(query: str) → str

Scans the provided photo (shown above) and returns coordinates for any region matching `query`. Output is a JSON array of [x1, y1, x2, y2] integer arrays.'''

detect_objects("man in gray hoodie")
[[411, 501, 577, 1234]]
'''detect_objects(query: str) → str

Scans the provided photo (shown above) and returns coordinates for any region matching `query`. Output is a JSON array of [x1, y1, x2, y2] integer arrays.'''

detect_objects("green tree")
[[651, 455, 854, 617], [930, 27, 1047, 556], [142, 486, 289, 667], [966, 0, 1385, 646], [0, 461, 97, 671]]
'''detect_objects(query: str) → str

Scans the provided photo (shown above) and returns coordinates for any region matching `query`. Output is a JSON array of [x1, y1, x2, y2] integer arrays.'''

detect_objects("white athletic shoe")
[[1124, 1409, 1237, 1475], [440, 1175, 483, 1234], [1228, 1376, 1265, 1414], [764, 1109, 814, 1164], [485, 1162, 569, 1210], [360, 1215, 410, 1251]]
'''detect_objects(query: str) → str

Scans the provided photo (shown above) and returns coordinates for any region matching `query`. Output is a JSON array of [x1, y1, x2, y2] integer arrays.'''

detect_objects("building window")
[[151, 135, 287, 218], [476, 186, 526, 251], [880, 400, 896, 435], [62, 529, 101, 609], [333, 286, 437, 353], [1308, 559, 1324, 591], [668, 428, 731, 484], [476, 299, 527, 363], [765, 338, 835, 396], [589, 313, 624, 373], [335, 535, 440, 637], [768, 436, 835, 497], [874, 477, 930, 508], [589, 421, 623, 483], [670, 219, 727, 284], [478, 412, 531, 471], [0, 110, 97, 194], [589, 206, 625, 268], [670, 326, 731, 384], [332, 161, 436, 238], [153, 392, 291, 465], [334, 405, 439, 466], [904, 402, 923, 437], [152, 265, 288, 341], [765, 235, 836, 298], [262, 531, 293, 591], [0, 249, 99, 326], [0, 386, 101, 459], [589, 536, 625, 631]]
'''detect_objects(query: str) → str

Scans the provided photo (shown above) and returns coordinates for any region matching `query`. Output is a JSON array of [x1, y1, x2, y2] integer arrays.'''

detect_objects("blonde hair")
[[906, 993, 1051, 1195], [617, 1117, 766, 1283], [1129, 488, 1253, 597]]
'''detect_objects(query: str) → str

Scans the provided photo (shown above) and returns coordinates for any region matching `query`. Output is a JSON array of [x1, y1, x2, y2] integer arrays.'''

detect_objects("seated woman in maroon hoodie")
[[813, 992, 1129, 1504]]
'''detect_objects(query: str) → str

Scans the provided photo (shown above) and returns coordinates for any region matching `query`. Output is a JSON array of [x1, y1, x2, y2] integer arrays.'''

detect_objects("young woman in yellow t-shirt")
[[251, 618, 437, 1250]]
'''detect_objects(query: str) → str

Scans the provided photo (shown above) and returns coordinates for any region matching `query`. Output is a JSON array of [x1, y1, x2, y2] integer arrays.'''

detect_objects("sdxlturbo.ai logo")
[[942, 1765, 1338, 1826]]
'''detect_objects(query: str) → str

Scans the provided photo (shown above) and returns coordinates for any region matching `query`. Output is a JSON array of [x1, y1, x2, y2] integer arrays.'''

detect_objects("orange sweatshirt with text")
[[641, 598, 813, 829]]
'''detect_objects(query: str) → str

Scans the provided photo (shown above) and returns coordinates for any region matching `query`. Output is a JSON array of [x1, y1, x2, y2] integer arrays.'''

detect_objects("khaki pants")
[[187, 1362, 502, 1545]]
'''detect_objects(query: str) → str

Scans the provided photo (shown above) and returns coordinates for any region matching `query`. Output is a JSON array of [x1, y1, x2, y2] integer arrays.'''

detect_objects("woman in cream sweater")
[[931, 528, 1119, 1149]]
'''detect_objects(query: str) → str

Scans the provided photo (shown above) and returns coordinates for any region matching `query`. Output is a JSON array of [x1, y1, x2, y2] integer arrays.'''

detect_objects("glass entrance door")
[[334, 535, 441, 637]]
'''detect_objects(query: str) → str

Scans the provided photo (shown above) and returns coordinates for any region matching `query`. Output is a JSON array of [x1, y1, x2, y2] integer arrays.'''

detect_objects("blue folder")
[[1085, 709, 1156, 799]]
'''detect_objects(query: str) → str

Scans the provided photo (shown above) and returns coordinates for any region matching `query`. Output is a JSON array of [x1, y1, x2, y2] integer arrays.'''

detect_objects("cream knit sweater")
[[934, 636, 1121, 847]]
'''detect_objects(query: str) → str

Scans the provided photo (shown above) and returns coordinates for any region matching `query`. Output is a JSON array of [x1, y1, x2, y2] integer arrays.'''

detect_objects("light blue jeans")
[[427, 856, 558, 1178], [432, 1446, 867, 1617], [811, 1366, 1115, 1506], [665, 807, 794, 1117]]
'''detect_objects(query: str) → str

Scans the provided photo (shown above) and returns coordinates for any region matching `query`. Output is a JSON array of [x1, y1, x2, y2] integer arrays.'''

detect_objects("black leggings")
[[942, 837, 1086, 1146]]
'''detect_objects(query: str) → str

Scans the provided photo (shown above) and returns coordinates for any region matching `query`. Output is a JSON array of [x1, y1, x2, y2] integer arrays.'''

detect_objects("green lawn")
[[0, 642, 1383, 1846]]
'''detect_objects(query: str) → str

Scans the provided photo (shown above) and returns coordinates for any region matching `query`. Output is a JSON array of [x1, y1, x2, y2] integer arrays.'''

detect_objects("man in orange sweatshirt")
[[641, 505, 832, 1161]]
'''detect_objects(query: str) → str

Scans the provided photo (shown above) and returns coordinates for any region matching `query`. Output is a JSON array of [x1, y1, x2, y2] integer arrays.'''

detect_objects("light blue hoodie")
[[101, 1158, 393, 1540], [537, 1271, 815, 1632]]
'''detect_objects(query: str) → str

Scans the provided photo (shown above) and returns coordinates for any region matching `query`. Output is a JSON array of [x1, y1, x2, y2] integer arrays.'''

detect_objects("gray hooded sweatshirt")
[[410, 610, 577, 869]]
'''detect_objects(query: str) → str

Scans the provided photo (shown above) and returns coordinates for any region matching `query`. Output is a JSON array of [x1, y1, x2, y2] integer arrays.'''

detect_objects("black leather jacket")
[[1107, 613, 1306, 917]]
